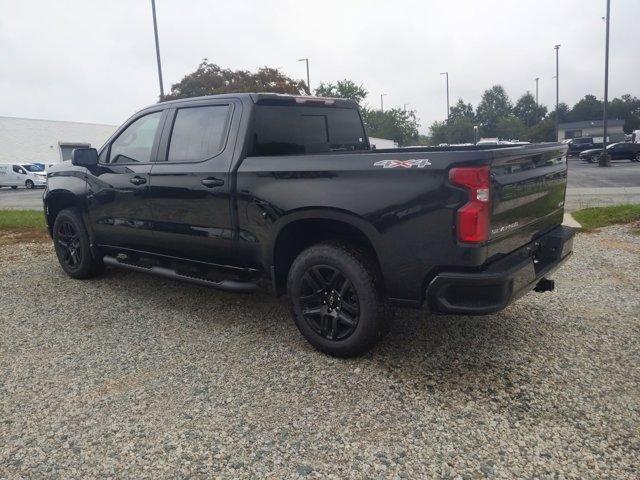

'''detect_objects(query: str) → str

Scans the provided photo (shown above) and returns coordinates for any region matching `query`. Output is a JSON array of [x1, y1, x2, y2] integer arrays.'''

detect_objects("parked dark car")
[[579, 142, 640, 163], [43, 93, 575, 357], [566, 137, 602, 156]]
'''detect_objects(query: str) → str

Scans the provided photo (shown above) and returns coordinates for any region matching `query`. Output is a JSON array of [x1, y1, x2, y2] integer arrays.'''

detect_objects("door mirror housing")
[[72, 148, 98, 167]]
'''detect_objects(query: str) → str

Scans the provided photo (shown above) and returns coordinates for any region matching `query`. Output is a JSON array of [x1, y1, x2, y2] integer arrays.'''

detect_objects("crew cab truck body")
[[44, 93, 574, 357]]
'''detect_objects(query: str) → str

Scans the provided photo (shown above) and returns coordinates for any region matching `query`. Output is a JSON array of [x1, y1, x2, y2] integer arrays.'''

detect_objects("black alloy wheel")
[[52, 208, 105, 279], [25, 179, 34, 189], [56, 220, 83, 270], [299, 265, 360, 341], [287, 241, 393, 357]]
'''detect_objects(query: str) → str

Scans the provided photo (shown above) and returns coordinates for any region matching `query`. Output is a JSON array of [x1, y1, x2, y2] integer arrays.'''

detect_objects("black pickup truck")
[[44, 93, 574, 357]]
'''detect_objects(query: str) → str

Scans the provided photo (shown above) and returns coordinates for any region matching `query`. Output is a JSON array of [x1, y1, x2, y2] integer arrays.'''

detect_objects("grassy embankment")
[[0, 210, 48, 245], [572, 204, 640, 233]]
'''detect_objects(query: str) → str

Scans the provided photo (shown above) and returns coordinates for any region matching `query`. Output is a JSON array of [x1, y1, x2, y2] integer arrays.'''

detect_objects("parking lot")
[[566, 157, 640, 188], [1, 225, 638, 478], [0, 187, 44, 210]]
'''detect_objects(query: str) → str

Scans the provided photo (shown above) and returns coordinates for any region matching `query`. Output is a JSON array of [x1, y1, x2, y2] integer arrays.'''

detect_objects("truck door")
[[85, 109, 166, 252], [146, 100, 239, 266]]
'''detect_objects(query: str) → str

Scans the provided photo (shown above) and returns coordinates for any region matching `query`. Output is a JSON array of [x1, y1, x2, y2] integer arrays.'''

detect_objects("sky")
[[1, 0, 638, 134]]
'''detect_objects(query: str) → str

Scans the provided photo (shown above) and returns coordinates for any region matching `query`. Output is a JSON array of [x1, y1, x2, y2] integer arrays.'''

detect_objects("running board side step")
[[103, 255, 257, 293]]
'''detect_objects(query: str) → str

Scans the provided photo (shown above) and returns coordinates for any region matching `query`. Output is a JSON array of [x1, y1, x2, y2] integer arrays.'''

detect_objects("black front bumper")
[[426, 225, 575, 315]]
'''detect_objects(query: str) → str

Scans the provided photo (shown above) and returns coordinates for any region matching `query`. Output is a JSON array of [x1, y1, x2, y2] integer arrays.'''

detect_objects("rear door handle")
[[129, 176, 147, 186], [201, 177, 224, 188]]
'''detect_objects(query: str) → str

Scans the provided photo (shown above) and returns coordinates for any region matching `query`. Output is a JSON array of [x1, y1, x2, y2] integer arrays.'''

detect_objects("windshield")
[[22, 164, 44, 172]]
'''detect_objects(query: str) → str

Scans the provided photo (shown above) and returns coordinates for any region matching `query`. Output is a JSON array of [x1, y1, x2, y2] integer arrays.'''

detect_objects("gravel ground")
[[1, 226, 639, 479]]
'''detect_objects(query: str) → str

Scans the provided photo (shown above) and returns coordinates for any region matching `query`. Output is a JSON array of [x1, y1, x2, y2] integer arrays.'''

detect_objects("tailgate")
[[488, 144, 568, 257]]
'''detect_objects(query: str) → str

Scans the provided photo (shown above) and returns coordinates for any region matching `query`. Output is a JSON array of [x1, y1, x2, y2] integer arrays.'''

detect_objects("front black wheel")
[[634, 152, 640, 163], [52, 208, 104, 279], [25, 180, 34, 189], [287, 242, 392, 357]]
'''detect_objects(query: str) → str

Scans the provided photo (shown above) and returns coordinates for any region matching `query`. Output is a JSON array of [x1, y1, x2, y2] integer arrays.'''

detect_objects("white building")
[[0, 116, 117, 166], [558, 119, 625, 141], [369, 136, 398, 149]]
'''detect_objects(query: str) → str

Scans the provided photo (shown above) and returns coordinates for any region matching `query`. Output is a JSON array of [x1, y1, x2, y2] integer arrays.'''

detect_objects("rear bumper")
[[426, 225, 575, 315]]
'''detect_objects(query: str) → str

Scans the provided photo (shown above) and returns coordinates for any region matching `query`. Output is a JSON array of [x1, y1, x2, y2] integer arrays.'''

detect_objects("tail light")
[[449, 165, 490, 243]]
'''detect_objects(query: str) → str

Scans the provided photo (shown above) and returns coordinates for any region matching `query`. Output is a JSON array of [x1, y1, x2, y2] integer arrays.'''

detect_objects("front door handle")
[[201, 177, 224, 188], [129, 176, 147, 186]]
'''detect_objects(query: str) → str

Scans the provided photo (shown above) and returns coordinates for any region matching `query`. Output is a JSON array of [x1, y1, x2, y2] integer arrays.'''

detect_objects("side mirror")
[[72, 148, 98, 167]]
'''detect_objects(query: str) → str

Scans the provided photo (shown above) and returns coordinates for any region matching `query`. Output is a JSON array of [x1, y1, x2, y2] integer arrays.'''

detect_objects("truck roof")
[[157, 92, 358, 109]]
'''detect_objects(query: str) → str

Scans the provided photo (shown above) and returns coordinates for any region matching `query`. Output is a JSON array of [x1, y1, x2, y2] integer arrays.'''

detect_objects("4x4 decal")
[[373, 159, 432, 169]]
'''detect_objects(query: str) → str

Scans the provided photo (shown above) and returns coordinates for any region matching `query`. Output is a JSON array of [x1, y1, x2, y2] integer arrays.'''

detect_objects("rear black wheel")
[[52, 208, 104, 279], [287, 242, 392, 357], [11, 186, 17, 189]]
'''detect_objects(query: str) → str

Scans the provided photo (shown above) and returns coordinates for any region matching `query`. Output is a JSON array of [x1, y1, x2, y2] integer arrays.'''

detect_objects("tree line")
[[429, 87, 640, 145], [164, 60, 640, 146]]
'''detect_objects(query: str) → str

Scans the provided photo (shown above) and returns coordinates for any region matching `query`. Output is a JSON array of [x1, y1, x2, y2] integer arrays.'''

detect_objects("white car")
[[0, 163, 47, 189]]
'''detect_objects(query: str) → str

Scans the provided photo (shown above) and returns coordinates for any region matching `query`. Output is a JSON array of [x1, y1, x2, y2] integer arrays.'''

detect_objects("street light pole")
[[403, 103, 410, 111], [151, 0, 164, 100], [599, 0, 611, 167], [440, 72, 450, 123], [474, 125, 479, 145], [554, 45, 561, 141], [535, 77, 540, 106], [298, 58, 310, 94], [380, 93, 387, 112]]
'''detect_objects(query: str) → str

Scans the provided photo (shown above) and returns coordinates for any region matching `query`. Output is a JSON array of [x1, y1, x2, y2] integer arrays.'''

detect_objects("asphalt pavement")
[[0, 187, 44, 210]]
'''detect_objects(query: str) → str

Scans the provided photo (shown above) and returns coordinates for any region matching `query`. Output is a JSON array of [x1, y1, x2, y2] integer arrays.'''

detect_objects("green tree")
[[475, 85, 513, 136], [548, 102, 570, 123], [514, 92, 548, 127], [362, 108, 420, 146], [495, 115, 527, 140], [449, 99, 475, 122], [527, 117, 556, 142], [314, 80, 368, 105], [428, 117, 476, 145], [164, 59, 306, 100], [567, 94, 603, 121], [428, 121, 448, 145], [608, 94, 640, 133]]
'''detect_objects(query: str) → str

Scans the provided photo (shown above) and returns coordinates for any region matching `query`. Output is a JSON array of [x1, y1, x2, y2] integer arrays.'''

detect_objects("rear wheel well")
[[45, 193, 80, 235], [272, 219, 383, 296]]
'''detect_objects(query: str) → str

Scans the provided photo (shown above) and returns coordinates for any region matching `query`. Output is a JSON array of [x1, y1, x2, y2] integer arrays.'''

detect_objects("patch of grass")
[[0, 210, 46, 230], [572, 204, 640, 231]]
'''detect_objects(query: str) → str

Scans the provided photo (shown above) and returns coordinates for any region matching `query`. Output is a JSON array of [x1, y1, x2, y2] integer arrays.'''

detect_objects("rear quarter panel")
[[235, 150, 489, 301]]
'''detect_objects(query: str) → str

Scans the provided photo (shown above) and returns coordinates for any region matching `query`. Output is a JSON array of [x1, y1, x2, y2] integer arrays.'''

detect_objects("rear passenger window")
[[167, 105, 230, 162], [249, 106, 367, 156]]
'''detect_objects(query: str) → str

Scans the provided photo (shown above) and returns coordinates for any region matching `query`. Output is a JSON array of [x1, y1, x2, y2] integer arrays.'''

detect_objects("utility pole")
[[151, 0, 164, 100], [535, 77, 540, 106], [380, 93, 387, 112], [599, 0, 611, 167], [554, 45, 561, 141], [440, 72, 450, 123], [474, 125, 479, 144], [298, 58, 310, 94]]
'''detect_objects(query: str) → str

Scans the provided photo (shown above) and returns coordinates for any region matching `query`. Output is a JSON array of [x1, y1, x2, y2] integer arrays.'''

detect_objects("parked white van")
[[0, 163, 47, 189]]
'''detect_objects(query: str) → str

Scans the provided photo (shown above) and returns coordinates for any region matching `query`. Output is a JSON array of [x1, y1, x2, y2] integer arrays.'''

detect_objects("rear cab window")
[[248, 105, 368, 157]]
